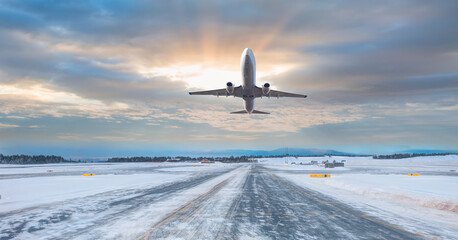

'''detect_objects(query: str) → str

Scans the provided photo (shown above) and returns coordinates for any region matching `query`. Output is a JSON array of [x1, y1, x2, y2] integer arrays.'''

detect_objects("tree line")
[[0, 154, 75, 164], [6, 152, 454, 164], [107, 155, 258, 163], [373, 153, 456, 159]]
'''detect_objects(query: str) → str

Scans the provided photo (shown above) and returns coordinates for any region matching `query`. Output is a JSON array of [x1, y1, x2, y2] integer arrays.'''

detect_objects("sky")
[[0, 0, 457, 157]]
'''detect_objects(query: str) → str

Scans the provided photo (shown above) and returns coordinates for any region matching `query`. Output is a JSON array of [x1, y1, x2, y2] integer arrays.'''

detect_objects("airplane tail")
[[230, 110, 270, 114]]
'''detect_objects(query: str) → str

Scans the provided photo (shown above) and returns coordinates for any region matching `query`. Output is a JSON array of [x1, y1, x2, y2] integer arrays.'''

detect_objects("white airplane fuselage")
[[188, 48, 307, 114], [241, 48, 256, 113]]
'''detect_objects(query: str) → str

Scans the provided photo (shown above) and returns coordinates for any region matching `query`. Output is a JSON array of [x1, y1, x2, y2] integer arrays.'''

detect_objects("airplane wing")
[[254, 87, 307, 98], [189, 86, 243, 97], [268, 90, 307, 98]]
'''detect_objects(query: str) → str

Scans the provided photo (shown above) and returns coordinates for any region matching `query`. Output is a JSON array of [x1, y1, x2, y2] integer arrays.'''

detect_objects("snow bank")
[[266, 155, 458, 213], [284, 174, 458, 213], [0, 162, 199, 175]]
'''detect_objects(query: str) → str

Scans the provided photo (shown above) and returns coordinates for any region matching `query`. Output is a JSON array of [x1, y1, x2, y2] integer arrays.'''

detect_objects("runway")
[[140, 165, 426, 240], [0, 164, 443, 239]]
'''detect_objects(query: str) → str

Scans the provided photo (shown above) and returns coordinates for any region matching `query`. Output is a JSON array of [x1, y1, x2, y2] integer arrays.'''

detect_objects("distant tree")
[[0, 154, 75, 164], [373, 152, 456, 159]]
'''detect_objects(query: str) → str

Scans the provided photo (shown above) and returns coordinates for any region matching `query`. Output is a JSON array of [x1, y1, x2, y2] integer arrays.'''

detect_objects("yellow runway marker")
[[282, 213, 295, 216], [310, 174, 331, 178], [259, 213, 272, 215], [306, 214, 318, 216], [237, 212, 249, 215], [329, 215, 340, 217]]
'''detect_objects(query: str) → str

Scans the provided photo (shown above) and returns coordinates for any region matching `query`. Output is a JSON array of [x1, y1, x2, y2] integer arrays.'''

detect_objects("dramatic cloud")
[[0, 0, 457, 155]]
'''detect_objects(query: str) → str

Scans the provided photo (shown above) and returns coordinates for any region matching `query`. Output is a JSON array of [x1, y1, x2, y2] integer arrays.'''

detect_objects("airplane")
[[188, 48, 307, 114]]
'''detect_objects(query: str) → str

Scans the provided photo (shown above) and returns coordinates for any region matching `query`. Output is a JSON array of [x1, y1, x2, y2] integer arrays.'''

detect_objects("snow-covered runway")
[[0, 156, 457, 239]]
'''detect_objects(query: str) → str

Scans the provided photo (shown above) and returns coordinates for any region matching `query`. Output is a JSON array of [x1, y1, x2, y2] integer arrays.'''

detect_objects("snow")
[[1, 157, 457, 239], [0, 172, 189, 213], [0, 162, 240, 214], [0, 162, 198, 175], [344, 155, 458, 173], [281, 173, 458, 212], [260, 155, 458, 172], [0, 162, 248, 239]]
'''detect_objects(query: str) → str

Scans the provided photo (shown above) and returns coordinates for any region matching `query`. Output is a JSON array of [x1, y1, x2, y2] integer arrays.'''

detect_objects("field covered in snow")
[[0, 162, 231, 212]]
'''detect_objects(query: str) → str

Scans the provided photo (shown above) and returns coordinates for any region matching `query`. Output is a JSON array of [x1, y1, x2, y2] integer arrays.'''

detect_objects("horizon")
[[2, 147, 457, 160], [0, 1, 457, 156]]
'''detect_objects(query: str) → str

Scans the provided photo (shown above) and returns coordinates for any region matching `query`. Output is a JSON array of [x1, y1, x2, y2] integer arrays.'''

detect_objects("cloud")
[[438, 105, 458, 111], [0, 0, 457, 152], [0, 123, 20, 128], [170, 102, 365, 133], [0, 82, 133, 119], [191, 134, 260, 141]]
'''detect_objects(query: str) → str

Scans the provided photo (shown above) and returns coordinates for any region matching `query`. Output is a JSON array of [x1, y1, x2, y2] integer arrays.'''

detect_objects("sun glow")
[[140, 64, 292, 90]]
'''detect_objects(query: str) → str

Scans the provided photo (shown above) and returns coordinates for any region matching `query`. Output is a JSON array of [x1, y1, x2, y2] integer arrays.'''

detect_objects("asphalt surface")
[[142, 165, 427, 240], [0, 164, 436, 239]]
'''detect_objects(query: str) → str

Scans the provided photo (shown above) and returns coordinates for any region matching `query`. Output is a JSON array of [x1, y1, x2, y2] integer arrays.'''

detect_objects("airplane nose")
[[244, 48, 251, 56]]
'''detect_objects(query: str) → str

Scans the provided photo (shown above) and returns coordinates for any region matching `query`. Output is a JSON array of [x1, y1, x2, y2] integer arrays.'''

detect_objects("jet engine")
[[262, 83, 271, 95], [226, 82, 234, 94]]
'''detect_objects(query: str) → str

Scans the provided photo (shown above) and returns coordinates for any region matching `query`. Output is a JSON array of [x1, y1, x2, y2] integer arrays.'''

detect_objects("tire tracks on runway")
[[138, 165, 250, 240], [137, 178, 230, 240], [59, 167, 239, 240], [267, 168, 439, 240], [231, 165, 431, 240], [0, 167, 238, 240]]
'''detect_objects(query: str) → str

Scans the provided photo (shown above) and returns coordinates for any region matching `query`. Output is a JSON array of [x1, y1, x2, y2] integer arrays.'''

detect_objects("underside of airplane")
[[189, 48, 307, 114]]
